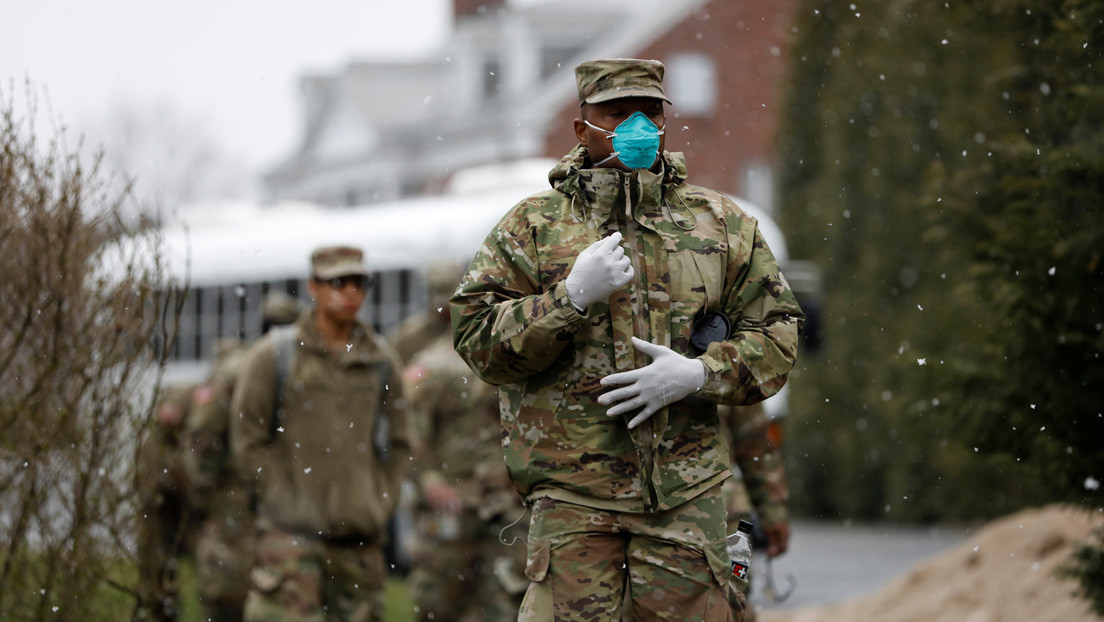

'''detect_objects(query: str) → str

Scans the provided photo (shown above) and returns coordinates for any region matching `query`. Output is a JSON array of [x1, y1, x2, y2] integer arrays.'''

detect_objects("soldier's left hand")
[[599, 337, 706, 429]]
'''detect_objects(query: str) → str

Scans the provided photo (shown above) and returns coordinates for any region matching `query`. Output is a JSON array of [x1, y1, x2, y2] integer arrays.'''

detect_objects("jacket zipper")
[[622, 174, 658, 512]]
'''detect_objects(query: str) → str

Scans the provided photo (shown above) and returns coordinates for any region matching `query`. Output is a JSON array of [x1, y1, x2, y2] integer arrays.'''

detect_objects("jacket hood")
[[548, 144, 688, 197]]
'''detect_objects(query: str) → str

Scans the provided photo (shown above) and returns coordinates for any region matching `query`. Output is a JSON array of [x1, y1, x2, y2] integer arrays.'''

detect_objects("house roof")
[[265, 0, 710, 193]]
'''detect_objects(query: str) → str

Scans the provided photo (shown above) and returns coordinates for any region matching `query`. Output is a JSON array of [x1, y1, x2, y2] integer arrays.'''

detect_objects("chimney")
[[454, 0, 505, 20]]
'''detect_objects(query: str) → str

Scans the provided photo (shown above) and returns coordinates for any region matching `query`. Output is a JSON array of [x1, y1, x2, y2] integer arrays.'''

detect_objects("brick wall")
[[453, 0, 505, 19]]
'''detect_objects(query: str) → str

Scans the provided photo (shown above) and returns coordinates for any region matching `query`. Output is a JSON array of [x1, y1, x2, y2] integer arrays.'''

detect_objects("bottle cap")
[[737, 519, 754, 534]]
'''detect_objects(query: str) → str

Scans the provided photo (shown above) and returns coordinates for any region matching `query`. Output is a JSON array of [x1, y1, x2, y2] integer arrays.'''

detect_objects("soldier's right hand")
[[565, 232, 634, 311]]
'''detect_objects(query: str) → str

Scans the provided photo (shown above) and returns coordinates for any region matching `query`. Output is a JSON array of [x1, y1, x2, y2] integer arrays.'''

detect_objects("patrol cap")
[[575, 58, 672, 105], [261, 291, 301, 326], [426, 260, 464, 302], [310, 246, 369, 280]]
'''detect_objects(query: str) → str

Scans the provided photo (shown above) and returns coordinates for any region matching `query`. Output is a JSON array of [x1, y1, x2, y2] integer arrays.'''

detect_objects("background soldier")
[[720, 402, 791, 620], [183, 292, 300, 621], [722, 404, 789, 557], [402, 303, 528, 622], [136, 384, 201, 621], [385, 260, 469, 577], [230, 246, 412, 621], [389, 261, 462, 366]]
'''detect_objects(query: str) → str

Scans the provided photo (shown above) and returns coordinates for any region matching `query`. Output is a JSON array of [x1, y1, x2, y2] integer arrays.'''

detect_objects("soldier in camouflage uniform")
[[184, 292, 301, 622], [451, 59, 803, 621], [385, 260, 469, 577], [719, 403, 790, 621], [402, 313, 527, 621], [136, 384, 201, 621], [389, 261, 464, 366], [721, 403, 789, 557], [230, 247, 412, 622]]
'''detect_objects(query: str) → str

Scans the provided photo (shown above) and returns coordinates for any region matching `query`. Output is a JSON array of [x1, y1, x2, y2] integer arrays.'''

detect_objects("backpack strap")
[[373, 360, 392, 464], [268, 324, 391, 463], [268, 325, 298, 441]]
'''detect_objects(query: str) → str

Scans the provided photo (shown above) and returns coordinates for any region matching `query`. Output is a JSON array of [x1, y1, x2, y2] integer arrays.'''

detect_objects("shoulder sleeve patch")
[[192, 384, 217, 406]]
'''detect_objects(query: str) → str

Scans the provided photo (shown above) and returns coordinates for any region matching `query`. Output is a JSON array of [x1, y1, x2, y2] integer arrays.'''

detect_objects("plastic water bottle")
[[726, 519, 754, 584]]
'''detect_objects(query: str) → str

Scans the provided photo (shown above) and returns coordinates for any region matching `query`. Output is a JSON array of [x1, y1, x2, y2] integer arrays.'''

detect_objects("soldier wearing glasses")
[[230, 246, 412, 621]]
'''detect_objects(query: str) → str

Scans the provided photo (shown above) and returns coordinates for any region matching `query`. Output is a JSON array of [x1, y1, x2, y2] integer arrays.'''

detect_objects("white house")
[[262, 0, 716, 206]]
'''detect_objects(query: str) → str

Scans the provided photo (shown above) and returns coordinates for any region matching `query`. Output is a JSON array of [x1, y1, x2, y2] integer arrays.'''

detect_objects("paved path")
[[750, 519, 970, 612]]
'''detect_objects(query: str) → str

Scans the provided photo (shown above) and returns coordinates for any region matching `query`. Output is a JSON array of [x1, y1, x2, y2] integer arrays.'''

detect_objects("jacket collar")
[[297, 307, 378, 365], [548, 145, 690, 225]]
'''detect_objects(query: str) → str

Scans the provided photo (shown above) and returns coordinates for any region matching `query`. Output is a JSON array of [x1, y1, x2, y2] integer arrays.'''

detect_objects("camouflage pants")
[[408, 509, 528, 622], [135, 493, 199, 621], [519, 484, 746, 622], [195, 507, 256, 621], [243, 526, 386, 622]]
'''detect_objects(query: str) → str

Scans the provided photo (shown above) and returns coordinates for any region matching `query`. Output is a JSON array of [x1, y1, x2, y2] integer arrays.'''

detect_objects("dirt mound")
[[761, 504, 1102, 622]]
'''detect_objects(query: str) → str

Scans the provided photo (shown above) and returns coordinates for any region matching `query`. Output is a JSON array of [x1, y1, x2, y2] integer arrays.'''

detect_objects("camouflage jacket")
[[230, 309, 412, 539], [183, 344, 250, 515], [139, 385, 195, 509], [451, 146, 803, 513], [402, 333, 517, 518]]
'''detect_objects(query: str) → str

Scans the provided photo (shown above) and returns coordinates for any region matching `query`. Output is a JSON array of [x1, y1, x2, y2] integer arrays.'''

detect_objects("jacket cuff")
[[552, 280, 586, 319]]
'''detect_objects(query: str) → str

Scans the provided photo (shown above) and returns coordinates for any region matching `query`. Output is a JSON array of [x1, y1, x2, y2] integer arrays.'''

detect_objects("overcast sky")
[[0, 0, 451, 170]]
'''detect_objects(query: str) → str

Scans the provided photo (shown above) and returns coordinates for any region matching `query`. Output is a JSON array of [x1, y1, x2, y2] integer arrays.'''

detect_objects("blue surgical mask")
[[585, 111, 665, 170]]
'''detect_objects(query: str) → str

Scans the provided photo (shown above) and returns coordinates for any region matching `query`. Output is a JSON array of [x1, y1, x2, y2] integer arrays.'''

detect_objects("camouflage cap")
[[261, 290, 301, 326], [426, 260, 464, 302], [575, 58, 672, 105], [310, 246, 369, 280]]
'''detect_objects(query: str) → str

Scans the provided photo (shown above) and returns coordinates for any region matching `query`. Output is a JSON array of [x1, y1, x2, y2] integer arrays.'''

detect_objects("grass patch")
[[175, 561, 415, 622]]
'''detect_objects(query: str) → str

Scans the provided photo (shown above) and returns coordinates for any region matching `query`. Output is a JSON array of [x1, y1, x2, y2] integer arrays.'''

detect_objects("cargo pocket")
[[243, 565, 296, 622], [518, 537, 553, 622], [249, 565, 284, 594], [704, 539, 747, 621]]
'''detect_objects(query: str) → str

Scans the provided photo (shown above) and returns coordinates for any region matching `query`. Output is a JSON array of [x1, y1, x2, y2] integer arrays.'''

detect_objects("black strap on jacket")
[[267, 324, 391, 463]]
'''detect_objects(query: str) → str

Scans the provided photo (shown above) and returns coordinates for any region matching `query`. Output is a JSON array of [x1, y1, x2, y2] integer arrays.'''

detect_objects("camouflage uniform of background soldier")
[[389, 261, 464, 366], [183, 292, 301, 622], [400, 266, 528, 622], [384, 261, 468, 577], [718, 402, 790, 622], [136, 384, 202, 621], [231, 247, 412, 622], [451, 59, 803, 622]]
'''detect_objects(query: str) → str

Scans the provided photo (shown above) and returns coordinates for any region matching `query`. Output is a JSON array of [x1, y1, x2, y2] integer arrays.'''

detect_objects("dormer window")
[[666, 53, 716, 117]]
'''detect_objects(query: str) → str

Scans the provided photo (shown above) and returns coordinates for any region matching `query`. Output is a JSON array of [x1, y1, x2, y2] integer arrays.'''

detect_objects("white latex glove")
[[598, 337, 707, 429], [565, 232, 634, 311]]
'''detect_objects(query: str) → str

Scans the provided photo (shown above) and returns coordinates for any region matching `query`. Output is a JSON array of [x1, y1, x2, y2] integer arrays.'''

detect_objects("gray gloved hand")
[[598, 337, 707, 429], [565, 232, 634, 312]]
